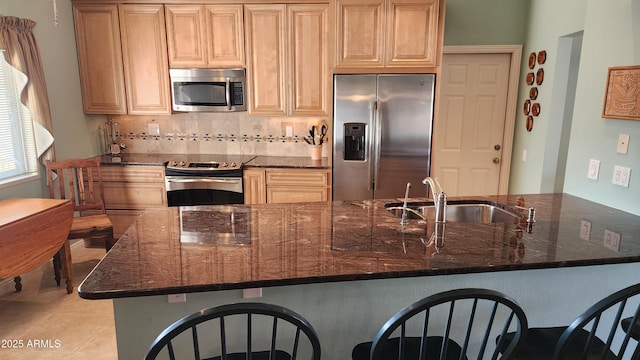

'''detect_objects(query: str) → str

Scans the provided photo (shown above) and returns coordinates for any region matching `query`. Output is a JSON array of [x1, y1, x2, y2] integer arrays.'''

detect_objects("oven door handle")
[[166, 178, 241, 184]]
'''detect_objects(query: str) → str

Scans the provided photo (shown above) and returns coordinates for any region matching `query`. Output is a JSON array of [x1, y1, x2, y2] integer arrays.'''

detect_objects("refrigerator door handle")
[[367, 101, 376, 191], [373, 101, 382, 192]]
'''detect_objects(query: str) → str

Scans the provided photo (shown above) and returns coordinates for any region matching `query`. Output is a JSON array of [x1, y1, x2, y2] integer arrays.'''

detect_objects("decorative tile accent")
[[203, 133, 212, 141], [216, 134, 224, 141], [241, 134, 250, 142], [255, 134, 263, 142], [267, 134, 275, 143], [228, 134, 237, 142]]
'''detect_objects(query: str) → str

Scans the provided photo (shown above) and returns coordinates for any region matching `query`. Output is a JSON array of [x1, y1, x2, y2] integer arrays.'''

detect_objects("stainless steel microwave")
[[169, 68, 246, 112]]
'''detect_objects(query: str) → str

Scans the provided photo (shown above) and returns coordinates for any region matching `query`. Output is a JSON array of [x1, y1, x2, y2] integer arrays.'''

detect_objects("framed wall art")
[[603, 65, 640, 120]]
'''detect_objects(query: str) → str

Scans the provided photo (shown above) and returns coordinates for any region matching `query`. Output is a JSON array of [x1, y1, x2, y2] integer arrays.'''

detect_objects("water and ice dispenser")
[[343, 123, 366, 161]]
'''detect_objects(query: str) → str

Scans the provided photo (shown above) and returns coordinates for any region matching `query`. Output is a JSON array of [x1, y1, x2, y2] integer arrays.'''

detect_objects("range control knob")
[[222, 162, 229, 168], [179, 161, 186, 167], [230, 162, 237, 168], [169, 161, 177, 166]]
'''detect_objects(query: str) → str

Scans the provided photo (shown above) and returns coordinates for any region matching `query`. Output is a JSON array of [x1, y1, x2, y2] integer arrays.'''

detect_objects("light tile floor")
[[0, 244, 117, 359]]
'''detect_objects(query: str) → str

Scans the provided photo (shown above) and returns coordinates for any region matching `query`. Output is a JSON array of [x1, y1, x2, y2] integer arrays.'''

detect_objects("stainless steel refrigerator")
[[333, 74, 436, 201]]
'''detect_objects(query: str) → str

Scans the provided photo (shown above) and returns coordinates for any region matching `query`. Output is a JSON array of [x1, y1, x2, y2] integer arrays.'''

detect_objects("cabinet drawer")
[[266, 169, 328, 187], [100, 165, 165, 183], [103, 182, 166, 209], [267, 186, 328, 203]]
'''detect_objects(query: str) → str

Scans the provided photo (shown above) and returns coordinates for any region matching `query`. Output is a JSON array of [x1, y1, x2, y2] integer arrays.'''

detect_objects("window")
[[0, 53, 38, 186]]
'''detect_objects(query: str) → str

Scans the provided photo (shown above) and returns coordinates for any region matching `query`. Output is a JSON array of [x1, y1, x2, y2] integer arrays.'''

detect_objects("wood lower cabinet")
[[101, 165, 166, 238], [165, 4, 244, 67], [243, 168, 267, 204], [245, 4, 329, 116], [72, 3, 170, 115], [266, 168, 331, 203], [244, 168, 331, 204], [336, 0, 442, 69]]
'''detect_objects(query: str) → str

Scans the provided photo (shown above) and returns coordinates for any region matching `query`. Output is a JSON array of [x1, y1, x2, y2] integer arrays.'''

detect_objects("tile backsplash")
[[103, 112, 330, 157]]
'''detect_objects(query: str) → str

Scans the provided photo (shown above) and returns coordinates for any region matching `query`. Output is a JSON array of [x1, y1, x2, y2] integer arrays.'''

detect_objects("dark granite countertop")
[[97, 153, 329, 169], [78, 194, 640, 299]]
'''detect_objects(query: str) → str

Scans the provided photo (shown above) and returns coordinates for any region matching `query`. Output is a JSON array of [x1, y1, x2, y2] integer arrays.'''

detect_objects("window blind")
[[0, 52, 38, 185]]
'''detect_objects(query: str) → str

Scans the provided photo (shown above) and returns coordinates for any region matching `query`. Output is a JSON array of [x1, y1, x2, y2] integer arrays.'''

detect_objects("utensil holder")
[[309, 145, 322, 160]]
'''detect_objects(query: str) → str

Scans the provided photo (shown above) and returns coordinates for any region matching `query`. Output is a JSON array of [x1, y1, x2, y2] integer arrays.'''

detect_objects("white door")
[[434, 52, 513, 196]]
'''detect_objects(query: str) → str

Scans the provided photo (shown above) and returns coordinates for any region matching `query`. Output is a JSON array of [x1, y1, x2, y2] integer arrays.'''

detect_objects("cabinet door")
[[243, 168, 266, 205], [244, 5, 287, 116], [205, 5, 245, 67], [119, 4, 171, 115], [288, 4, 329, 116], [386, 0, 439, 67], [165, 5, 207, 67], [72, 4, 127, 114], [335, 0, 385, 67]]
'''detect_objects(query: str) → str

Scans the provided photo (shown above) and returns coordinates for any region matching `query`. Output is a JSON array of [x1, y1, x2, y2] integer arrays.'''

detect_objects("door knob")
[[493, 157, 500, 164], [494, 144, 501, 151]]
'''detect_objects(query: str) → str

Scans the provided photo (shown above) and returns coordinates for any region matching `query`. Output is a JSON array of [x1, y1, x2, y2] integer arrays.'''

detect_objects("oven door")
[[165, 176, 243, 207]]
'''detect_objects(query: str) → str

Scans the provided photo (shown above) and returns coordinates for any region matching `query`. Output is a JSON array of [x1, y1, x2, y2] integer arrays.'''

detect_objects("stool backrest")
[[371, 288, 528, 360], [145, 302, 321, 360], [555, 283, 640, 359]]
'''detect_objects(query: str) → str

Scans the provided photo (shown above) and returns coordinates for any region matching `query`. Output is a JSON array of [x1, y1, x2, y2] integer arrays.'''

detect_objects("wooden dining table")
[[0, 198, 74, 293]]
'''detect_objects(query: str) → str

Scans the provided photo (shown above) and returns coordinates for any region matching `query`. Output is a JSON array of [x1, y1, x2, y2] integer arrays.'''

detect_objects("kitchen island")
[[79, 194, 640, 359]]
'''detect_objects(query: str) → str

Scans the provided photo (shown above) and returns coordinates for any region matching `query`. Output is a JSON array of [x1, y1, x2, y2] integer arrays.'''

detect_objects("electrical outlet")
[[587, 159, 600, 180], [617, 133, 630, 154], [168, 293, 186, 303], [242, 288, 263, 298], [522, 149, 527, 162], [603, 229, 621, 252], [580, 220, 591, 241], [148, 122, 160, 136], [612, 165, 631, 187]]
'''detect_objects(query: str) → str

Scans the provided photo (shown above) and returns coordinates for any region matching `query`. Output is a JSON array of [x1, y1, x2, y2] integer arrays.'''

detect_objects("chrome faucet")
[[400, 182, 411, 225], [422, 177, 447, 223]]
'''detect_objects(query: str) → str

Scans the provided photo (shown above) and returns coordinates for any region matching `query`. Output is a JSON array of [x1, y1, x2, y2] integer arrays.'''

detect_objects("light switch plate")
[[617, 133, 630, 154], [612, 165, 631, 187], [587, 159, 600, 180], [604, 229, 621, 252]]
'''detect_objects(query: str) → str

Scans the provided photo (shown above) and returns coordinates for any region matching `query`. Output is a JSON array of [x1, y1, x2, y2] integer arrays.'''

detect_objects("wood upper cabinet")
[[336, 0, 385, 67], [165, 5, 244, 68], [119, 4, 171, 114], [73, 4, 127, 114], [336, 0, 441, 68], [245, 4, 329, 117], [72, 3, 171, 115], [244, 5, 287, 116], [288, 4, 329, 116]]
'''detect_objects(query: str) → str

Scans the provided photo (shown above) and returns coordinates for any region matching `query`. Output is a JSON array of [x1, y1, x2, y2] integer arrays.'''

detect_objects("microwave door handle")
[[225, 78, 232, 111]]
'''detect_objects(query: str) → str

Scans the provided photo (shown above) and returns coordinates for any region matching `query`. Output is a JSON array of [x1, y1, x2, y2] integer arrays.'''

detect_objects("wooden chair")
[[145, 302, 321, 360], [351, 288, 528, 360], [45, 157, 114, 287]]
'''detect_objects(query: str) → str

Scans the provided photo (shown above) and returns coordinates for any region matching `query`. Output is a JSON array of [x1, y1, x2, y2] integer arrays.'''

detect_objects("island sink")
[[385, 200, 521, 224]]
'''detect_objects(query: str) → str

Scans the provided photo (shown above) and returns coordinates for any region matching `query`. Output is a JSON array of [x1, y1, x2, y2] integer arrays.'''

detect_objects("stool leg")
[[53, 252, 61, 286], [14, 276, 22, 292]]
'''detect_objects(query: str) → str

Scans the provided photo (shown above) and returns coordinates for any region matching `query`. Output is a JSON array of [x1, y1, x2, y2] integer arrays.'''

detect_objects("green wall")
[[508, 0, 640, 215], [444, 0, 529, 46], [0, 0, 103, 200]]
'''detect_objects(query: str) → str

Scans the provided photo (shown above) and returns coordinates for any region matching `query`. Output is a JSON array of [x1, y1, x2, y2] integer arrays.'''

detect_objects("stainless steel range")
[[164, 155, 255, 207]]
